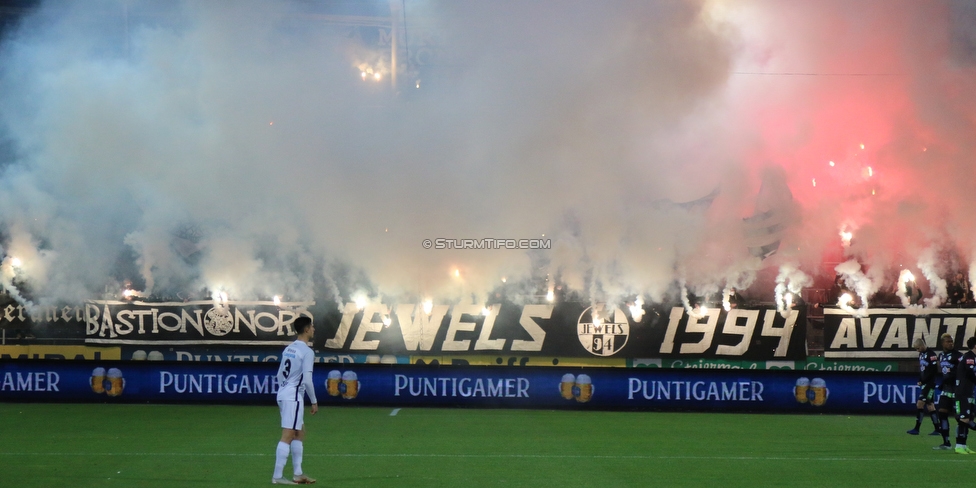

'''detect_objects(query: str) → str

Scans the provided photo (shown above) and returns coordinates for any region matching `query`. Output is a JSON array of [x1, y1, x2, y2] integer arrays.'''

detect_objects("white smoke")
[[0, 0, 974, 312], [774, 263, 811, 317], [834, 260, 879, 316], [918, 247, 948, 308]]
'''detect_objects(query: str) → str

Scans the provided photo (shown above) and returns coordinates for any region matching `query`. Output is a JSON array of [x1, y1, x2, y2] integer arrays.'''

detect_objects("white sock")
[[273, 441, 290, 479], [291, 440, 304, 476]]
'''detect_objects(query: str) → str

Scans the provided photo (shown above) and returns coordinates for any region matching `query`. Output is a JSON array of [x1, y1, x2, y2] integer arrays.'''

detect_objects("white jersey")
[[276, 340, 317, 404]]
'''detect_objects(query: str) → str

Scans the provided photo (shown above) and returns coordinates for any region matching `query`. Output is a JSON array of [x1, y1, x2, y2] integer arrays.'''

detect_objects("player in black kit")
[[933, 333, 963, 449], [954, 336, 976, 454], [908, 338, 941, 435]]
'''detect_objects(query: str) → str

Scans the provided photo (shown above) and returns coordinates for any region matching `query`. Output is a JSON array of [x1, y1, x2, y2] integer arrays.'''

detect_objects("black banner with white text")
[[61, 300, 808, 360], [823, 308, 976, 359]]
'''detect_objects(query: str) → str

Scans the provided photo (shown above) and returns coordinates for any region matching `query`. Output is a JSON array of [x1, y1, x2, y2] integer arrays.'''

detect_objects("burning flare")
[[628, 297, 644, 322]]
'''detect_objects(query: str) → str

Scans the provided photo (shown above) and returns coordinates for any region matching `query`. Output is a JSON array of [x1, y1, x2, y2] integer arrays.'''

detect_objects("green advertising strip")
[[798, 357, 897, 372], [629, 358, 790, 370], [629, 357, 898, 371]]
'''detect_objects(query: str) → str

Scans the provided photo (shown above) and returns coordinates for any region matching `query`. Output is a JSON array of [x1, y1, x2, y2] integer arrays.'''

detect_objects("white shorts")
[[278, 398, 304, 431]]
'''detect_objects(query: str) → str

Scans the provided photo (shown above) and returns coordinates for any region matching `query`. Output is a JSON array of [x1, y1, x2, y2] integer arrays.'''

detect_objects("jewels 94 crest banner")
[[35, 299, 808, 360]]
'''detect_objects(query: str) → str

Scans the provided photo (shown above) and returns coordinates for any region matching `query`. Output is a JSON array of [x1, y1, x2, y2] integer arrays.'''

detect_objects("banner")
[[0, 360, 915, 414], [316, 302, 805, 360], [1, 298, 806, 360], [82, 300, 312, 346], [823, 308, 976, 359]]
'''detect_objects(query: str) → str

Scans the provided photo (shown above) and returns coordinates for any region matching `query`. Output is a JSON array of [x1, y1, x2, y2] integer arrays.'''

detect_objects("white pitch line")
[[390, 408, 401, 416], [0, 452, 969, 463]]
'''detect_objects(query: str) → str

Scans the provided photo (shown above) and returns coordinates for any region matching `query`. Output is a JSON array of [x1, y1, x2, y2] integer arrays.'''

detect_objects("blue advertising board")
[[0, 360, 920, 414]]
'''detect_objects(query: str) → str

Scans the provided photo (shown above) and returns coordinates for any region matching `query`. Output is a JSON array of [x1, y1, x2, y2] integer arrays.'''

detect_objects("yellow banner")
[[410, 355, 626, 367], [0, 345, 121, 361]]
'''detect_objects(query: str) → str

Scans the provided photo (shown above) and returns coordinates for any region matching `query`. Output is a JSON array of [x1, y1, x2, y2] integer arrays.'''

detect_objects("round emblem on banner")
[[204, 307, 234, 336], [576, 305, 629, 356]]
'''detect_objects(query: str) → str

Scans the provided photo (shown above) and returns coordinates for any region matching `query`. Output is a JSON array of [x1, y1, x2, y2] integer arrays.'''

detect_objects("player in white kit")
[[272, 316, 318, 485]]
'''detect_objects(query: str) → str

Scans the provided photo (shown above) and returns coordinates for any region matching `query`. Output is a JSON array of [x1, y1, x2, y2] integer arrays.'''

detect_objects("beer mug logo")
[[558, 374, 596, 403], [340, 371, 359, 400], [91, 367, 106, 394], [810, 377, 828, 406], [91, 367, 124, 397], [794, 377, 810, 404], [326, 370, 342, 397], [106, 368, 125, 397], [559, 374, 576, 400], [574, 374, 593, 403]]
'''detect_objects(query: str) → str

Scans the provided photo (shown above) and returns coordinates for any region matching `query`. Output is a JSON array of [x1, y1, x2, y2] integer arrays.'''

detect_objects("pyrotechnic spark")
[[422, 299, 433, 315], [273, 295, 281, 306], [353, 293, 367, 310], [382, 314, 392, 326], [629, 297, 644, 322], [840, 230, 853, 247], [839, 292, 853, 306], [481, 306, 490, 316], [10, 257, 21, 267], [829, 161, 835, 167], [546, 288, 554, 302]]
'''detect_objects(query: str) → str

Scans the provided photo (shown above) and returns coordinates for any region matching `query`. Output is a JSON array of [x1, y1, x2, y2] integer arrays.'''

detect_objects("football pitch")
[[0, 403, 970, 487]]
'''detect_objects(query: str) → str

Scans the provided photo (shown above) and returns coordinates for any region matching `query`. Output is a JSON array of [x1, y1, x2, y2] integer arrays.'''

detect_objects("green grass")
[[0, 403, 969, 487]]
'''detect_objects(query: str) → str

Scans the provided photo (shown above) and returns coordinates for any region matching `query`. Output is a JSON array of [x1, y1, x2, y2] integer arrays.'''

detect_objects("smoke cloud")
[[0, 0, 974, 311]]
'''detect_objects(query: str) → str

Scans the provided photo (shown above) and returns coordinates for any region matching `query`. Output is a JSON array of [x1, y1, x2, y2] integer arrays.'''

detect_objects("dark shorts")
[[918, 384, 936, 403], [937, 390, 955, 412]]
